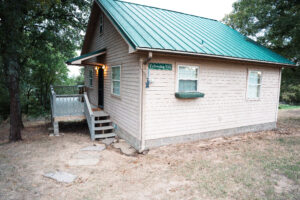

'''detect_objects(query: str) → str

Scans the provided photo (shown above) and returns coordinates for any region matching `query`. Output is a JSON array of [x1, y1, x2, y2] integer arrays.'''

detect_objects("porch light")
[[94, 65, 106, 73]]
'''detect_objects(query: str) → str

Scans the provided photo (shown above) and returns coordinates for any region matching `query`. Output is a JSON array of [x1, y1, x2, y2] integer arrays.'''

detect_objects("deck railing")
[[83, 92, 95, 140], [50, 85, 84, 117], [52, 85, 84, 95]]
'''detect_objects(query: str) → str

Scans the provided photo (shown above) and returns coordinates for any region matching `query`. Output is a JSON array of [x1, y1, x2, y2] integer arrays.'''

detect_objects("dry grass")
[[0, 110, 299, 200]]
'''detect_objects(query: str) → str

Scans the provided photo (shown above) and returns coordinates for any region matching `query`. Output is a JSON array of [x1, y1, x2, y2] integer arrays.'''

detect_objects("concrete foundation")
[[114, 124, 141, 150], [144, 122, 277, 149]]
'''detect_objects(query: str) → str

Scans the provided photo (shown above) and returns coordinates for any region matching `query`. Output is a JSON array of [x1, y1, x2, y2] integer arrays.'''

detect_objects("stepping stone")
[[68, 152, 101, 166], [101, 138, 115, 146], [113, 141, 136, 156], [44, 171, 77, 183], [80, 144, 106, 152], [68, 158, 100, 166]]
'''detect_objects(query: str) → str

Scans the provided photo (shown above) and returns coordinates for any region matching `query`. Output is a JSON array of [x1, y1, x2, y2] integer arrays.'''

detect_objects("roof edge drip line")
[[135, 47, 295, 67], [66, 48, 107, 65]]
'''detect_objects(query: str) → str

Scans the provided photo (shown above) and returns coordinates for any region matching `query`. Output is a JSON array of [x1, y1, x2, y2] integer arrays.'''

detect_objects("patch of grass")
[[179, 153, 274, 199], [178, 136, 300, 200], [250, 137, 300, 183], [280, 162, 300, 183], [277, 137, 300, 146], [279, 104, 300, 110]]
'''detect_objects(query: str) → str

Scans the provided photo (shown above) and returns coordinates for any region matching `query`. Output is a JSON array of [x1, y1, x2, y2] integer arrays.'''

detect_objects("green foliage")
[[223, 0, 300, 103], [0, 0, 91, 120], [280, 84, 300, 104], [0, 82, 9, 121], [279, 104, 300, 110], [64, 68, 85, 86]]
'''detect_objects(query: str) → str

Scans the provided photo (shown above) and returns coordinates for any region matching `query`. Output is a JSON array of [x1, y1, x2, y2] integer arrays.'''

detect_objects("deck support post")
[[53, 121, 59, 136]]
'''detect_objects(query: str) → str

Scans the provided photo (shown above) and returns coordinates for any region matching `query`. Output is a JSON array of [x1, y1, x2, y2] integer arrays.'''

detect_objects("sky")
[[68, 0, 236, 77]]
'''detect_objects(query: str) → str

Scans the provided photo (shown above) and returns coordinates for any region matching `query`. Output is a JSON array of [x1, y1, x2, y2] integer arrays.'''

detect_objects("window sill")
[[175, 92, 205, 99], [111, 93, 121, 99], [246, 98, 261, 101]]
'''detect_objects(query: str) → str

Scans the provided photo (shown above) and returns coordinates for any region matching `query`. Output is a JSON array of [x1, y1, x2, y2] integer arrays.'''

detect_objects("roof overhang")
[[66, 48, 106, 65], [136, 47, 296, 68]]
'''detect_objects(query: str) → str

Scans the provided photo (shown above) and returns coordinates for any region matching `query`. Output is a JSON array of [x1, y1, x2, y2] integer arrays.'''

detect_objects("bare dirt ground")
[[0, 110, 299, 200]]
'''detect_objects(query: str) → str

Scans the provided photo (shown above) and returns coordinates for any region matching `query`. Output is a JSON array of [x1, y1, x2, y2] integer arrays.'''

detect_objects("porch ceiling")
[[66, 48, 106, 65]]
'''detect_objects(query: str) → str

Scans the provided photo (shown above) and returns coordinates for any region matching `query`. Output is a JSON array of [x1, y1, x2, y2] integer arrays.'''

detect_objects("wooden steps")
[[93, 111, 109, 117], [91, 110, 115, 140], [94, 119, 112, 124], [94, 133, 116, 139], [94, 126, 114, 131]]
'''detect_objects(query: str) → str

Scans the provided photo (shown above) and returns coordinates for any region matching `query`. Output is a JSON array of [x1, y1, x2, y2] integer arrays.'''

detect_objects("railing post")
[[91, 114, 95, 140], [53, 93, 56, 117], [50, 85, 59, 135], [83, 92, 95, 140]]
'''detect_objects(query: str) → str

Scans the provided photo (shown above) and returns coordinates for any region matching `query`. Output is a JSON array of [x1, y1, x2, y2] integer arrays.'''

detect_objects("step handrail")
[[83, 92, 95, 140]]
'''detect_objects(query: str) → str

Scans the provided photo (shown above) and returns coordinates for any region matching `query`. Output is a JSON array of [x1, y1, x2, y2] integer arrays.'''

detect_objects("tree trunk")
[[8, 59, 22, 142], [19, 102, 24, 129]]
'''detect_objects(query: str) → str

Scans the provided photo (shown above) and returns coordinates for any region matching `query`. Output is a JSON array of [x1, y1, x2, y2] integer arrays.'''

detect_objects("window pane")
[[89, 70, 93, 86], [112, 67, 120, 80], [113, 81, 120, 95], [179, 80, 197, 92], [179, 66, 198, 79], [248, 85, 260, 98], [249, 71, 261, 85]]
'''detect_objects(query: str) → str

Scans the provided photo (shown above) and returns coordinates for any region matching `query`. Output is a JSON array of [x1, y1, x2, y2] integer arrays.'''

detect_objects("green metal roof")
[[66, 48, 106, 65], [97, 0, 294, 66]]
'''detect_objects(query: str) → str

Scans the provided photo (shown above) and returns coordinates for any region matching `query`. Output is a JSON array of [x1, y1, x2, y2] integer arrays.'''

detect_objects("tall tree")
[[223, 0, 300, 104], [0, 0, 91, 141]]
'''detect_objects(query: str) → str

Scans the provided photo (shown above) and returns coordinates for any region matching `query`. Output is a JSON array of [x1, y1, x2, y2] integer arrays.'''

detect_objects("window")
[[111, 65, 121, 96], [247, 70, 262, 99], [178, 65, 199, 92], [99, 13, 104, 35], [88, 69, 93, 87]]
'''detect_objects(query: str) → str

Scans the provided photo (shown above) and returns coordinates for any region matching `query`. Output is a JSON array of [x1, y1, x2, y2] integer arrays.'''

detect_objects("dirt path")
[[0, 110, 299, 200]]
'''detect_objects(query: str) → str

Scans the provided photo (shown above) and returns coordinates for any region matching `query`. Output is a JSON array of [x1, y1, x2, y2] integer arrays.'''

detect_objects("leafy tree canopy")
[[223, 0, 300, 104], [0, 0, 91, 140]]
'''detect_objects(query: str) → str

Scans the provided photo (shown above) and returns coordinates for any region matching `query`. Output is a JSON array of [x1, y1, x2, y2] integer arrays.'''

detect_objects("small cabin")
[[51, 0, 295, 152]]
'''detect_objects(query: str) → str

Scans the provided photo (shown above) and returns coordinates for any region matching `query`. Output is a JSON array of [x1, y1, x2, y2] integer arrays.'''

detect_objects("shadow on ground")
[[58, 120, 90, 136]]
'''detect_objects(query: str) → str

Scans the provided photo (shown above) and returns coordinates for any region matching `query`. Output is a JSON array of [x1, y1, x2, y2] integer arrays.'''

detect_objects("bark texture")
[[8, 58, 22, 141]]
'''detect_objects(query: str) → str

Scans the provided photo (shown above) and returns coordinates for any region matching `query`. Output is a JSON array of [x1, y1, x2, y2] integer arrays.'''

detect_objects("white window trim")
[[177, 65, 200, 92], [99, 13, 104, 35], [88, 69, 93, 88], [111, 65, 121, 96], [246, 70, 262, 100]]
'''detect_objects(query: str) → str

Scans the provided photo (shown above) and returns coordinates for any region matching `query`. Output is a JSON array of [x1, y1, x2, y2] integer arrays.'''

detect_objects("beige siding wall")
[[143, 56, 281, 140], [84, 7, 141, 139]]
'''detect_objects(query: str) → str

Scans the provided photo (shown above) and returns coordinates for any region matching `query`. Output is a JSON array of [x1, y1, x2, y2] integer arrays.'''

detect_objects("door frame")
[[98, 68, 104, 108]]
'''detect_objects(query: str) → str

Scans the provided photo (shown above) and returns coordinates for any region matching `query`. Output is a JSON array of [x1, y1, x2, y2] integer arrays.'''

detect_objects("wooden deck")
[[54, 95, 84, 117], [50, 85, 85, 119], [50, 85, 115, 139]]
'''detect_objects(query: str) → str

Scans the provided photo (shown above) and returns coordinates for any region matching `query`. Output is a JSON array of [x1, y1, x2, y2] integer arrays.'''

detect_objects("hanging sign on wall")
[[148, 63, 172, 71]]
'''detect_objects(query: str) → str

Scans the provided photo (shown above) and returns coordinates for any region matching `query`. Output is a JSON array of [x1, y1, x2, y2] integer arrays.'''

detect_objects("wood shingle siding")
[[84, 7, 141, 140], [142, 56, 281, 140]]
